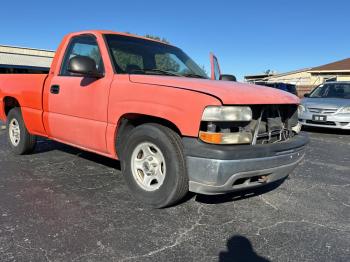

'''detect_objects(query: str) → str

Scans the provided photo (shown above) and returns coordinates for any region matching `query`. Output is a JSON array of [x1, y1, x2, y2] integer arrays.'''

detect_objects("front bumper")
[[299, 111, 350, 130], [183, 133, 308, 195]]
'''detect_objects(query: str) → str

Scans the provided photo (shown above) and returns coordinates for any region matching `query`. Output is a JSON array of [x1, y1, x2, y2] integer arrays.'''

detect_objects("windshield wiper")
[[130, 68, 182, 77], [130, 68, 207, 79], [183, 73, 207, 79]]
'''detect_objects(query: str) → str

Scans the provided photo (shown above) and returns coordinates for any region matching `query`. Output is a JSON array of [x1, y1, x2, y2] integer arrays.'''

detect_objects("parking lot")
[[0, 122, 349, 262]]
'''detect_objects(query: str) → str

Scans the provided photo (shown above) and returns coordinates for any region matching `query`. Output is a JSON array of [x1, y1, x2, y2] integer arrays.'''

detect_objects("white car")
[[299, 82, 350, 129]]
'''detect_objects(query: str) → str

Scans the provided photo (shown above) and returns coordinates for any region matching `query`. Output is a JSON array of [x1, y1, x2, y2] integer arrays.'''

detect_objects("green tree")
[[117, 32, 177, 72], [264, 69, 276, 75], [201, 65, 208, 76], [143, 35, 179, 72], [144, 34, 170, 44], [112, 49, 144, 72]]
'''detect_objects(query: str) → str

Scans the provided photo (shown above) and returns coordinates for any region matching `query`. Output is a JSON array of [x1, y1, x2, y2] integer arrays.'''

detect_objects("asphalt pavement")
[[0, 123, 349, 262]]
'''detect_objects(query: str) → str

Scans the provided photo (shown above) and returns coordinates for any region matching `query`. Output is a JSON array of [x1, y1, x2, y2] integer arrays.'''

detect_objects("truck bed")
[[0, 74, 48, 135]]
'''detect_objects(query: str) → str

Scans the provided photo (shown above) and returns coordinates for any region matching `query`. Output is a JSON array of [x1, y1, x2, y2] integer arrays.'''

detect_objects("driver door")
[[43, 34, 111, 153]]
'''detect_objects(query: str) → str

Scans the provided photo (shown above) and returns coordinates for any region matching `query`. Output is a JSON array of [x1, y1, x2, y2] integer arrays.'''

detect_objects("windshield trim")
[[102, 34, 118, 74]]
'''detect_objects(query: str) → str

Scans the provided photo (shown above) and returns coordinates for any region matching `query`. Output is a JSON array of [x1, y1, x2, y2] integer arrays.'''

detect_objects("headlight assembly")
[[199, 106, 252, 144], [298, 105, 306, 115], [339, 106, 350, 113], [202, 106, 252, 121]]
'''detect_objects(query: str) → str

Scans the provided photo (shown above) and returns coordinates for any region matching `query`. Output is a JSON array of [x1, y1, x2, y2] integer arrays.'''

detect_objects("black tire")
[[6, 108, 36, 155], [121, 123, 188, 208]]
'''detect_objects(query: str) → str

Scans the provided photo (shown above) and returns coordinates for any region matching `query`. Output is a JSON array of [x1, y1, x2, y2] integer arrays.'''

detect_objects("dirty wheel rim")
[[131, 142, 166, 191], [9, 118, 21, 146]]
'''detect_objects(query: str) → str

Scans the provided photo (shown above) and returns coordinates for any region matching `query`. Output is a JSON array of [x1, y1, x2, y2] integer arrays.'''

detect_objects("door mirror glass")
[[304, 93, 310, 97]]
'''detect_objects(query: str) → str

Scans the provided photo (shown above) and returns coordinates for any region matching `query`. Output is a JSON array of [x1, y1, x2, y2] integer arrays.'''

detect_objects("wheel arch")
[[3, 96, 21, 116], [114, 113, 182, 158]]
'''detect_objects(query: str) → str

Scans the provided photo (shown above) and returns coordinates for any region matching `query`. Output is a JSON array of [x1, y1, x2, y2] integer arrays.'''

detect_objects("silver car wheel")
[[131, 142, 166, 191], [9, 118, 21, 146]]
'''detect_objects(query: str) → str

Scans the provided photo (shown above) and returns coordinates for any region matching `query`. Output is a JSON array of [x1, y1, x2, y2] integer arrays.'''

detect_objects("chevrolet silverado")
[[0, 30, 308, 207]]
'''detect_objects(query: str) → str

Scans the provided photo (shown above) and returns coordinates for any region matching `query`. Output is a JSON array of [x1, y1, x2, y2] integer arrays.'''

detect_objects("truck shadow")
[[34, 137, 285, 205], [34, 138, 120, 169], [195, 178, 286, 205], [302, 126, 350, 135], [219, 235, 270, 262]]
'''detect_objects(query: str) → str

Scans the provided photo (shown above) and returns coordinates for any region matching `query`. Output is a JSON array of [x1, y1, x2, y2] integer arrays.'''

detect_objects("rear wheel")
[[6, 108, 36, 155], [121, 123, 188, 208]]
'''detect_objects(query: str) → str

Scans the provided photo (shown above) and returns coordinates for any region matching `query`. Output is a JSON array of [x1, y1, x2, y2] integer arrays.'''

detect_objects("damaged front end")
[[199, 105, 301, 145], [186, 104, 307, 195]]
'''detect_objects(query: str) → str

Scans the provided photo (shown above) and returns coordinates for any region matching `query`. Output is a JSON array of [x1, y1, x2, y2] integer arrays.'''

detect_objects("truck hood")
[[129, 75, 299, 105]]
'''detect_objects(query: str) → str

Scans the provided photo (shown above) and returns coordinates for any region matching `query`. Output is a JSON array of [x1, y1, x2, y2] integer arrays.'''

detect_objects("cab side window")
[[60, 35, 104, 76]]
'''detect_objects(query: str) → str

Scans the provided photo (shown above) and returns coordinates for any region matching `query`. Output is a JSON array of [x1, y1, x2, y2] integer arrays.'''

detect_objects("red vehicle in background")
[[0, 30, 307, 207]]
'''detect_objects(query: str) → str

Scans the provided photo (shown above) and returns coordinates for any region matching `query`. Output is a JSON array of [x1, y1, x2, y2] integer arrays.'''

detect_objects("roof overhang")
[[308, 70, 350, 73]]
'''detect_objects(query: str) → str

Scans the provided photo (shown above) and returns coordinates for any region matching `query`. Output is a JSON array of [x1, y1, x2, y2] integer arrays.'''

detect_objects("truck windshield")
[[104, 34, 208, 79], [310, 83, 350, 99]]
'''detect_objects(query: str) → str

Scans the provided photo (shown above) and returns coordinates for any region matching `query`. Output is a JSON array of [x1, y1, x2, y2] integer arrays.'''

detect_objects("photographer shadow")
[[219, 235, 270, 262]]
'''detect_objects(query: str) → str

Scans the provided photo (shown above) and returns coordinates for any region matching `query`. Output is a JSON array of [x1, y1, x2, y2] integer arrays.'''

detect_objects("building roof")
[[0, 45, 55, 69], [266, 68, 311, 78], [245, 68, 311, 81], [309, 58, 350, 72], [244, 73, 272, 80]]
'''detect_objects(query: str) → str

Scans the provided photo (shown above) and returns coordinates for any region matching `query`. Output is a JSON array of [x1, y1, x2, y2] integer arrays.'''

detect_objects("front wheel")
[[121, 123, 188, 208], [6, 108, 36, 155]]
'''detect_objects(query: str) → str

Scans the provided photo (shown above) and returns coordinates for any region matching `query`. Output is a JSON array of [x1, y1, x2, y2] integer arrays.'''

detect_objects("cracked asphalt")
[[0, 122, 349, 262]]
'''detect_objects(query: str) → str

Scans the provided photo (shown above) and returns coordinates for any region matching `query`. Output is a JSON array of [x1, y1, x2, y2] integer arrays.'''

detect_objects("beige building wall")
[[245, 58, 350, 97], [262, 71, 320, 96], [264, 71, 316, 86], [337, 76, 350, 81], [250, 71, 350, 96]]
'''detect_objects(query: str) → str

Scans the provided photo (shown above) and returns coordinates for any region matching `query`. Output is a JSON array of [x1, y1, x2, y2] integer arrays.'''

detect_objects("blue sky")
[[1, 0, 350, 80]]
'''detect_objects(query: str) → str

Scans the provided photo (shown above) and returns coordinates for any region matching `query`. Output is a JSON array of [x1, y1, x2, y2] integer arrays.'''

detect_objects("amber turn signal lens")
[[199, 131, 252, 144], [199, 131, 222, 144]]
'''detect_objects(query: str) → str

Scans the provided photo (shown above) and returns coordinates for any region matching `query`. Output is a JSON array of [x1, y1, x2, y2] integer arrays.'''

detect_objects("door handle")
[[50, 85, 60, 94]]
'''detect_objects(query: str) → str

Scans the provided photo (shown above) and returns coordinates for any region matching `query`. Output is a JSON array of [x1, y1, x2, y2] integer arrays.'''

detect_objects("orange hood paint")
[[129, 75, 300, 105]]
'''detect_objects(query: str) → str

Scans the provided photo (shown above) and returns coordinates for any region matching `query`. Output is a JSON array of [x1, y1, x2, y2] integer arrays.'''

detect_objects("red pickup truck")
[[0, 30, 308, 207]]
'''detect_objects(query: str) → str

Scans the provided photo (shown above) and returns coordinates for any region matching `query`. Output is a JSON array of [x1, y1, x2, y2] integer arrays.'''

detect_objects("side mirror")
[[303, 93, 310, 97], [68, 56, 103, 78], [220, 74, 237, 81]]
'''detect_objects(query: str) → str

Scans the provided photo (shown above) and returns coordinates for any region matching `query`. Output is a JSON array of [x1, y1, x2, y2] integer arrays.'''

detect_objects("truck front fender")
[[106, 78, 221, 157]]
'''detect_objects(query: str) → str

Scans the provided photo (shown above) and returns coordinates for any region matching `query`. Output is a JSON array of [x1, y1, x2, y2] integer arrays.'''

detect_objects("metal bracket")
[[252, 108, 264, 145]]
